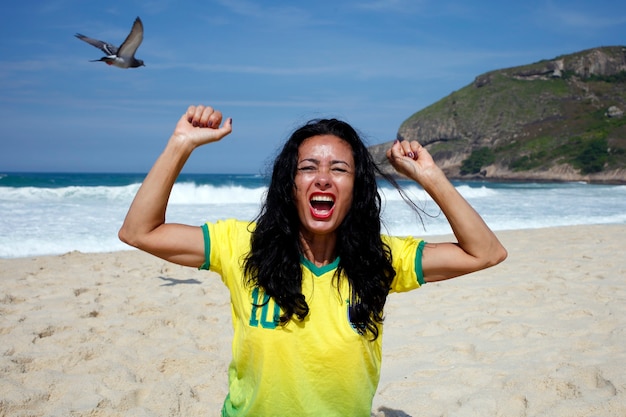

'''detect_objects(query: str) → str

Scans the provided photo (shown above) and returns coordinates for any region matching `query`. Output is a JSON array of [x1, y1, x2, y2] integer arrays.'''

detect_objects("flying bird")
[[75, 17, 145, 68]]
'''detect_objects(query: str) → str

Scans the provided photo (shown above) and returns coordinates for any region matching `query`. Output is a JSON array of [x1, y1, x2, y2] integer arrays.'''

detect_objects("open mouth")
[[309, 194, 335, 218]]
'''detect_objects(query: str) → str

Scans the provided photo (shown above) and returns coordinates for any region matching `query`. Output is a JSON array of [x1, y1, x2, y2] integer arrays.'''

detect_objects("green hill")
[[369, 46, 626, 183]]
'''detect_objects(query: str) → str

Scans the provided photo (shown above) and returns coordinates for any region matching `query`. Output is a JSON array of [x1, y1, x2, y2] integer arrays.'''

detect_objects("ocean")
[[1, 172, 625, 259]]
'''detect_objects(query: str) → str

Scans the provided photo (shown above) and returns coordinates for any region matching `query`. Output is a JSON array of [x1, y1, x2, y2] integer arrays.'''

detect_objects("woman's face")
[[294, 134, 355, 239]]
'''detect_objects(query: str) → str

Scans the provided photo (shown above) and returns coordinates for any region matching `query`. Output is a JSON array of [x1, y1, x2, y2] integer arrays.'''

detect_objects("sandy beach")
[[1, 224, 625, 417]]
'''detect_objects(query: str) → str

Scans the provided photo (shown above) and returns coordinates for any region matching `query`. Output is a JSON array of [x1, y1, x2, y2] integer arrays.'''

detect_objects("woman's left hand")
[[385, 139, 439, 184]]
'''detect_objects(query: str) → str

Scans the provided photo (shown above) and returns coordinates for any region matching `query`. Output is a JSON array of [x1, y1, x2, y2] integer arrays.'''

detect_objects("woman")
[[119, 105, 507, 416]]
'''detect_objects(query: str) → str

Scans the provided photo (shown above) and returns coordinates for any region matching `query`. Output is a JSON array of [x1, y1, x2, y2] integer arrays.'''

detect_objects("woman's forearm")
[[118, 136, 193, 248], [420, 168, 506, 266]]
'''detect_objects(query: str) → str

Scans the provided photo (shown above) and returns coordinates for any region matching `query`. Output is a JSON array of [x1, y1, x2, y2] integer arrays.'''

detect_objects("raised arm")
[[386, 140, 507, 282], [118, 105, 232, 267]]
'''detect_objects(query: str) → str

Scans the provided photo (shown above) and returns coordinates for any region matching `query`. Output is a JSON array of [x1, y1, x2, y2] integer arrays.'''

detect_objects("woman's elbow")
[[118, 225, 141, 249], [487, 244, 508, 267]]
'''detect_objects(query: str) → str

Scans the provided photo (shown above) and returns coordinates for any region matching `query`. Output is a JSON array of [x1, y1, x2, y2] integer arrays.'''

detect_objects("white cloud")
[[541, 2, 626, 30]]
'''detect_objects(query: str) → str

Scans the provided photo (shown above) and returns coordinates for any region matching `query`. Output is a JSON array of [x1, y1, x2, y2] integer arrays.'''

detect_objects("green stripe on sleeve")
[[199, 223, 211, 270], [415, 240, 426, 285]]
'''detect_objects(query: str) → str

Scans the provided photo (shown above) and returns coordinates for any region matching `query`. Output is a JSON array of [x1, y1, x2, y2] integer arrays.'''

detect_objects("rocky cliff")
[[370, 46, 626, 183]]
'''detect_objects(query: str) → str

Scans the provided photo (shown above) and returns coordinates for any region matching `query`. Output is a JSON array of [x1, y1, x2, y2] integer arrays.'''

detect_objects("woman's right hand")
[[172, 105, 233, 149]]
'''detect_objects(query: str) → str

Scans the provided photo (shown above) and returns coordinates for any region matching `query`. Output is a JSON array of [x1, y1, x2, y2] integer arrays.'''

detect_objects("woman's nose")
[[314, 169, 331, 189]]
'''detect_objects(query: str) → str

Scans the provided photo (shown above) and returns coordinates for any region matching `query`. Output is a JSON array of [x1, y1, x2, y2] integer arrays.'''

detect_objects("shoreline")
[[1, 224, 625, 416], [2, 222, 625, 262]]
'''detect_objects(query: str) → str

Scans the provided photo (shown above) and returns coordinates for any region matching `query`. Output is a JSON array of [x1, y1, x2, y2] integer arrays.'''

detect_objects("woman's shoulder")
[[381, 233, 423, 246], [207, 219, 256, 244]]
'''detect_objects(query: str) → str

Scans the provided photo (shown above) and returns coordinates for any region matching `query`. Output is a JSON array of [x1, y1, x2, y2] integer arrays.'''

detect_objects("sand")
[[1, 224, 625, 417]]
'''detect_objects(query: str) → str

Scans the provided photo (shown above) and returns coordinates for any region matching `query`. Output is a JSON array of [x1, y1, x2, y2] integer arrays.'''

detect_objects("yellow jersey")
[[200, 219, 424, 416]]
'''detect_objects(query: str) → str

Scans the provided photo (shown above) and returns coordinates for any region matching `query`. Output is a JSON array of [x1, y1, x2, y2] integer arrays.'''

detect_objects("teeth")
[[310, 195, 334, 203]]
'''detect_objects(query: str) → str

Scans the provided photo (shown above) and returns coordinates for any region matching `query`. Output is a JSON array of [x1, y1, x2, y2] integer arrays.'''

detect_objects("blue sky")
[[1, 1, 625, 174]]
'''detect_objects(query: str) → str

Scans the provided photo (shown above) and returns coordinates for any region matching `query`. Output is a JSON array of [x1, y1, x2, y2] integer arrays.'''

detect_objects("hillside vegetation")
[[369, 46, 626, 183]]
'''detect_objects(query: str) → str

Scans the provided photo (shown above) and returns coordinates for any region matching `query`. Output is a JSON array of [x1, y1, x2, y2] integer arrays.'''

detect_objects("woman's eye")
[[298, 166, 316, 172]]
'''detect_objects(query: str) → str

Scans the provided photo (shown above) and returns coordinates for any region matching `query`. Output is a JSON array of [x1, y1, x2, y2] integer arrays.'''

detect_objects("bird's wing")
[[117, 17, 144, 59], [74, 34, 118, 56]]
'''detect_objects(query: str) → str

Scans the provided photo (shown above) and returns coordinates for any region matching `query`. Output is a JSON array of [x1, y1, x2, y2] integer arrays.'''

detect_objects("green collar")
[[300, 255, 340, 277]]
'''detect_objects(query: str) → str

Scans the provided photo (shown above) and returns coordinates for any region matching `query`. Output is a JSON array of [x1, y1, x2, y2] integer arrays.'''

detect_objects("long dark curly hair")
[[243, 118, 400, 340]]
